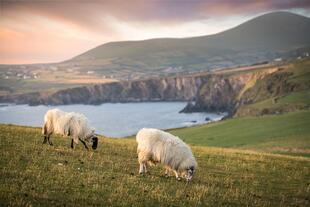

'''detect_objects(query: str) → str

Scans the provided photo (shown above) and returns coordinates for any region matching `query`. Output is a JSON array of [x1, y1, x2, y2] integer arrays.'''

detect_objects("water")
[[0, 102, 226, 137]]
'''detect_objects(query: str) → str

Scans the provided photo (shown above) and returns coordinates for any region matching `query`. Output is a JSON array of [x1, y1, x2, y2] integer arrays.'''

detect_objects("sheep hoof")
[[177, 177, 181, 181]]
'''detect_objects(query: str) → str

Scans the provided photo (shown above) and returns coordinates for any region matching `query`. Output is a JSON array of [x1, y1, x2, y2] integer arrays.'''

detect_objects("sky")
[[1, 0, 310, 64]]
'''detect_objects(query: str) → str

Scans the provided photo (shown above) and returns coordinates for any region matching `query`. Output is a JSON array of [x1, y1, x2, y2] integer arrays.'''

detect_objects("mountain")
[[62, 12, 310, 79], [198, 11, 310, 51]]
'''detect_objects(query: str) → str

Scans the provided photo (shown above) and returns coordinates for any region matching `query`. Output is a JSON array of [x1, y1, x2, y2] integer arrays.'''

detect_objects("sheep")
[[136, 128, 197, 181], [42, 109, 98, 150]]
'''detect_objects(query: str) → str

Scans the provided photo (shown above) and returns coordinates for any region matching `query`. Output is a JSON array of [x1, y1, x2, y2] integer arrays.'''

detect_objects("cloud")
[[3, 0, 310, 25], [1, 0, 310, 64]]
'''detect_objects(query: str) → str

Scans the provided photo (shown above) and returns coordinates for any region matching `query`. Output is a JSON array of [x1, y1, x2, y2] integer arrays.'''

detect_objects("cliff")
[[0, 76, 202, 105], [233, 62, 310, 117], [180, 69, 279, 114], [0, 68, 276, 114]]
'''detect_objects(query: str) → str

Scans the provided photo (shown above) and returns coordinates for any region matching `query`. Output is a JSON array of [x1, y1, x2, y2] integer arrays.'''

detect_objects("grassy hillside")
[[48, 12, 309, 80], [0, 124, 309, 206], [234, 59, 310, 117], [170, 110, 310, 157], [71, 12, 310, 74]]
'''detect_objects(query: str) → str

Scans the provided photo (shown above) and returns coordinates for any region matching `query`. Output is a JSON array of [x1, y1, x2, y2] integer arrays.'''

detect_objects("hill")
[[184, 58, 310, 116], [0, 124, 309, 206], [170, 109, 310, 157], [65, 11, 310, 79], [1, 12, 309, 96], [76, 12, 310, 59]]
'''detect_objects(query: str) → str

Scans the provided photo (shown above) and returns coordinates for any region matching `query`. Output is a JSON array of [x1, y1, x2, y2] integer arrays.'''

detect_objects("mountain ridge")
[[63, 11, 310, 80], [0, 11, 309, 97], [73, 11, 310, 60]]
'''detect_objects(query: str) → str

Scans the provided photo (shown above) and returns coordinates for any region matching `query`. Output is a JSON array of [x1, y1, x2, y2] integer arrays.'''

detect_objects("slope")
[[0, 124, 309, 206], [64, 12, 310, 79], [170, 109, 310, 157]]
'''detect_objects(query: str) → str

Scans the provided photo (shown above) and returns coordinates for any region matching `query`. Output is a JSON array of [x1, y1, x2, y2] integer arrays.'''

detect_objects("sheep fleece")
[[136, 128, 197, 172], [43, 109, 94, 144]]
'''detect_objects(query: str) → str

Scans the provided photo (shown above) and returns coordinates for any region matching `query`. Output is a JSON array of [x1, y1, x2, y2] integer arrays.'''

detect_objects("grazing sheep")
[[136, 128, 197, 181], [42, 109, 98, 150]]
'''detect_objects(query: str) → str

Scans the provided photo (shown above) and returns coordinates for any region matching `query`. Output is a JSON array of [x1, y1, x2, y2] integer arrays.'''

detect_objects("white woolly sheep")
[[42, 109, 98, 150], [136, 128, 197, 181]]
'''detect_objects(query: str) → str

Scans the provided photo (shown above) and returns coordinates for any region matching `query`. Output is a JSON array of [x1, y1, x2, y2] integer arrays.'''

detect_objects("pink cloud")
[[1, 0, 309, 64]]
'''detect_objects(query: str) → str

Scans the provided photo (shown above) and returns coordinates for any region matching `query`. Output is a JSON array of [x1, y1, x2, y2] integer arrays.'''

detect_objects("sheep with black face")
[[136, 128, 197, 181], [42, 109, 98, 150]]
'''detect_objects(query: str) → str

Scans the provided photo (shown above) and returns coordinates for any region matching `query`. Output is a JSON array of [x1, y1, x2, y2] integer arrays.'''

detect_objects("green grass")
[[277, 90, 310, 105], [1, 124, 309, 206], [250, 90, 310, 110], [287, 59, 310, 84], [169, 110, 310, 156], [234, 59, 310, 117], [248, 90, 310, 109]]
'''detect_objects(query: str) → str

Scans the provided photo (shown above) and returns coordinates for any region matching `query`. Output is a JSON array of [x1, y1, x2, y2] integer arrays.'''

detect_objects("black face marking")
[[187, 166, 195, 177], [92, 137, 98, 150]]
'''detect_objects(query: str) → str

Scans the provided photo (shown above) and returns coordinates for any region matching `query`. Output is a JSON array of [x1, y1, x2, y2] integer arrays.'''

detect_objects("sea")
[[0, 102, 226, 137]]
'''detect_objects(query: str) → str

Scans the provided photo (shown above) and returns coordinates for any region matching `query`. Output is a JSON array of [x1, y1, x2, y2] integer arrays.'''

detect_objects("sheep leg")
[[139, 162, 148, 175], [165, 167, 170, 177], [138, 161, 146, 175], [79, 138, 89, 150], [138, 151, 151, 175], [174, 170, 181, 181], [139, 163, 145, 175], [42, 123, 48, 144], [47, 135, 53, 146], [42, 135, 48, 144], [43, 134, 52, 145], [143, 163, 148, 173], [71, 139, 74, 149]]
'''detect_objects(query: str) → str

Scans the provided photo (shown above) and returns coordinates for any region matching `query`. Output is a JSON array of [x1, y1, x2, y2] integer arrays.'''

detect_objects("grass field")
[[169, 110, 310, 157], [0, 124, 309, 206]]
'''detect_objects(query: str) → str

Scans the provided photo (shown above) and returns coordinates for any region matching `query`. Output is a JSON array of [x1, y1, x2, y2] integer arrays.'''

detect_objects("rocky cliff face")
[[0, 76, 202, 105], [0, 69, 277, 115], [233, 67, 310, 117], [180, 69, 278, 114], [189, 75, 251, 113]]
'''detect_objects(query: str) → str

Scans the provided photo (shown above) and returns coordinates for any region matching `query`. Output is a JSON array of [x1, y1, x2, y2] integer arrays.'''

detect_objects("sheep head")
[[85, 134, 98, 150], [186, 166, 195, 182], [91, 136, 98, 150]]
